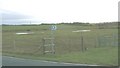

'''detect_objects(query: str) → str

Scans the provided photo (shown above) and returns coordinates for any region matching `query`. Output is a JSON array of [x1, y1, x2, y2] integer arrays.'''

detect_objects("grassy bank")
[[3, 47, 118, 66]]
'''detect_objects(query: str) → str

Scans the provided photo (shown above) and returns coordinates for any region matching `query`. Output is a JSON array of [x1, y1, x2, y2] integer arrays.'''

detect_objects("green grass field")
[[2, 24, 118, 65], [3, 47, 118, 66]]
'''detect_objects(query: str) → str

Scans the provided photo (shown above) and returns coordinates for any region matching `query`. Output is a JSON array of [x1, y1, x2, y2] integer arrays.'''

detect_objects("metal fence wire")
[[98, 35, 118, 47], [3, 33, 118, 55]]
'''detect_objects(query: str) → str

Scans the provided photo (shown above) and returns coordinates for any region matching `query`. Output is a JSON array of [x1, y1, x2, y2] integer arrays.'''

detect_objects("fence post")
[[13, 40, 16, 50], [98, 36, 101, 47], [94, 37, 97, 48], [42, 38, 45, 55], [81, 35, 84, 52]]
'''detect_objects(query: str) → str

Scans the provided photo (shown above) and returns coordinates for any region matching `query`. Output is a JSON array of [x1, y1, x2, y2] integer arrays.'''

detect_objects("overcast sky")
[[1, 0, 119, 24]]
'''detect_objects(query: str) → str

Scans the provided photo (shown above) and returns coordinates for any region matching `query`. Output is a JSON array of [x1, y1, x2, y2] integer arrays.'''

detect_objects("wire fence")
[[97, 35, 118, 47], [2, 34, 118, 55]]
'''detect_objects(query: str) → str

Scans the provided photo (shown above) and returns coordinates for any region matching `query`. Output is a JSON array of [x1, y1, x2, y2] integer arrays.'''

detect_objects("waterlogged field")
[[2, 24, 118, 65]]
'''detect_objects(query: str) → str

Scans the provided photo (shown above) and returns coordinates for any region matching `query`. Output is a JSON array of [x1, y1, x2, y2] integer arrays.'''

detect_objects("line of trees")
[[2, 22, 119, 29], [95, 22, 118, 29]]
